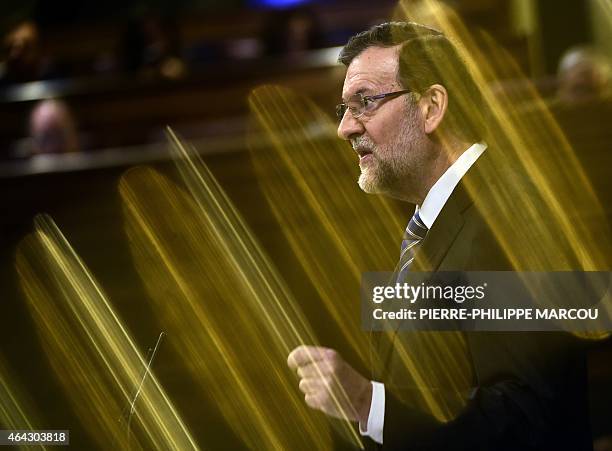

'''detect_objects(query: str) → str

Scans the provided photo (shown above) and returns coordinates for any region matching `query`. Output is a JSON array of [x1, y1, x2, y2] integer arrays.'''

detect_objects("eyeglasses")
[[335, 89, 415, 122]]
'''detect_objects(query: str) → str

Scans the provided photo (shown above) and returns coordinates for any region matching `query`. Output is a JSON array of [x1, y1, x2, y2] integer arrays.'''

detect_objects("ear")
[[420, 84, 448, 135]]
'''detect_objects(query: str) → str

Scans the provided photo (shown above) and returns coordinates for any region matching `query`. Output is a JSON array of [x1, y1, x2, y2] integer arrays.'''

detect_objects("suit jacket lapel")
[[415, 149, 490, 272]]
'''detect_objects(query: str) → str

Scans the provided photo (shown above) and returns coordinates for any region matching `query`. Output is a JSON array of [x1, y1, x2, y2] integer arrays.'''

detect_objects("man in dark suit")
[[288, 22, 592, 450]]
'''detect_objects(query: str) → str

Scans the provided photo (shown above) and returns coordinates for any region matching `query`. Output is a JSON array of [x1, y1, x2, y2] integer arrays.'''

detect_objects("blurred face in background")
[[337, 45, 430, 203], [558, 47, 611, 103], [30, 100, 79, 155], [3, 21, 41, 78]]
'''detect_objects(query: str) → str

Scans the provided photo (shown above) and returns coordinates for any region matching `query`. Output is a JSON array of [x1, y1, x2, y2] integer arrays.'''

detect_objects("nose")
[[337, 110, 365, 141]]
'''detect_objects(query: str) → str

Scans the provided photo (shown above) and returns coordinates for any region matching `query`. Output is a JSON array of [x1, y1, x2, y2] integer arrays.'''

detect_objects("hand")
[[287, 345, 373, 424]]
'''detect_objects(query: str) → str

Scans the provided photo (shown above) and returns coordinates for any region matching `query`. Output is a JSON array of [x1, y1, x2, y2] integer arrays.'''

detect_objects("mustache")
[[351, 136, 374, 151]]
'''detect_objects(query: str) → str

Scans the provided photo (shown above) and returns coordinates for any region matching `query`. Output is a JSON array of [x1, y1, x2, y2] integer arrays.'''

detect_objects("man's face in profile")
[[337, 45, 428, 199]]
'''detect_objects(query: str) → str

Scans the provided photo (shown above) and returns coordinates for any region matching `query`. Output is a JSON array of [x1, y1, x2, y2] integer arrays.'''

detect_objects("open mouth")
[[357, 151, 373, 167], [355, 147, 373, 159]]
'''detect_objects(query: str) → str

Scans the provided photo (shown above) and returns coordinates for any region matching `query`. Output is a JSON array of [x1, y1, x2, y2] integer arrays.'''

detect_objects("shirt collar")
[[417, 142, 487, 229]]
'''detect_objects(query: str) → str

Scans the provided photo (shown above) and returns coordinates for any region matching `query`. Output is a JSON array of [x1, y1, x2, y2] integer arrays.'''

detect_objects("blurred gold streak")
[[122, 188, 287, 450], [168, 128, 363, 447], [120, 127, 363, 449], [17, 216, 198, 450], [395, 0, 611, 328], [249, 86, 402, 365], [0, 357, 46, 451]]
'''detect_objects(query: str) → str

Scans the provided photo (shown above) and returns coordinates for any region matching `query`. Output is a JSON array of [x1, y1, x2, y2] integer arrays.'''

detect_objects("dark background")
[[0, 0, 610, 449]]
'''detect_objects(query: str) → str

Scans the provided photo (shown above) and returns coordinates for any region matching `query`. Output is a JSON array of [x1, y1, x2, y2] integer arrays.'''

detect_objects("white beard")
[[354, 107, 427, 197], [358, 158, 383, 193]]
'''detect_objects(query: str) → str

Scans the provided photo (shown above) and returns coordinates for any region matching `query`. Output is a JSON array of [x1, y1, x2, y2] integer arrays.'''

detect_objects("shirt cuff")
[[358, 381, 385, 444]]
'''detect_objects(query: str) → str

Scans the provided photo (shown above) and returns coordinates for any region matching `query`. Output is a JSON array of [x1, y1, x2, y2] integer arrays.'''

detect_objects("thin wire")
[[125, 331, 165, 448]]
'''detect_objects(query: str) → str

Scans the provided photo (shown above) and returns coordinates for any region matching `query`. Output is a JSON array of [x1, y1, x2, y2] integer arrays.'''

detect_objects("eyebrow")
[[341, 87, 368, 103]]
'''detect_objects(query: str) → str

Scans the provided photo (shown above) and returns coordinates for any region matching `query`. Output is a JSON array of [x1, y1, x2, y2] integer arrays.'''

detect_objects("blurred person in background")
[[262, 7, 324, 57], [557, 45, 611, 105], [29, 99, 80, 155], [1, 20, 42, 85], [0, 19, 62, 86], [119, 12, 187, 80]]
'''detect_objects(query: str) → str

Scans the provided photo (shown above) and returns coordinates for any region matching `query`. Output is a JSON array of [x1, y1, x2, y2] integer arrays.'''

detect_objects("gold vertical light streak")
[[248, 85, 401, 365], [16, 215, 198, 450], [247, 85, 474, 422], [0, 356, 46, 451], [394, 0, 610, 270], [394, 0, 612, 327], [120, 127, 363, 449]]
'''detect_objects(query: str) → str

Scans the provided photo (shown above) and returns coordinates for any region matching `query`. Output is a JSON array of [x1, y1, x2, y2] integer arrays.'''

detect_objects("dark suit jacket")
[[371, 152, 593, 450]]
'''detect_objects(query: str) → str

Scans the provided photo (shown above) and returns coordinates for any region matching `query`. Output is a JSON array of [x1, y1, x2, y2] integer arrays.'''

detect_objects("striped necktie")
[[397, 209, 428, 281]]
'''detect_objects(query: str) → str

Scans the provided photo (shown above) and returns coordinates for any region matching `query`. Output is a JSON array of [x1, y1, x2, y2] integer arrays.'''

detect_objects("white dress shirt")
[[359, 142, 487, 444]]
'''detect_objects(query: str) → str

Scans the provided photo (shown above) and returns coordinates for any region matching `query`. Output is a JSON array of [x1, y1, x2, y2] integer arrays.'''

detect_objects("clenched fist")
[[287, 345, 373, 424]]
